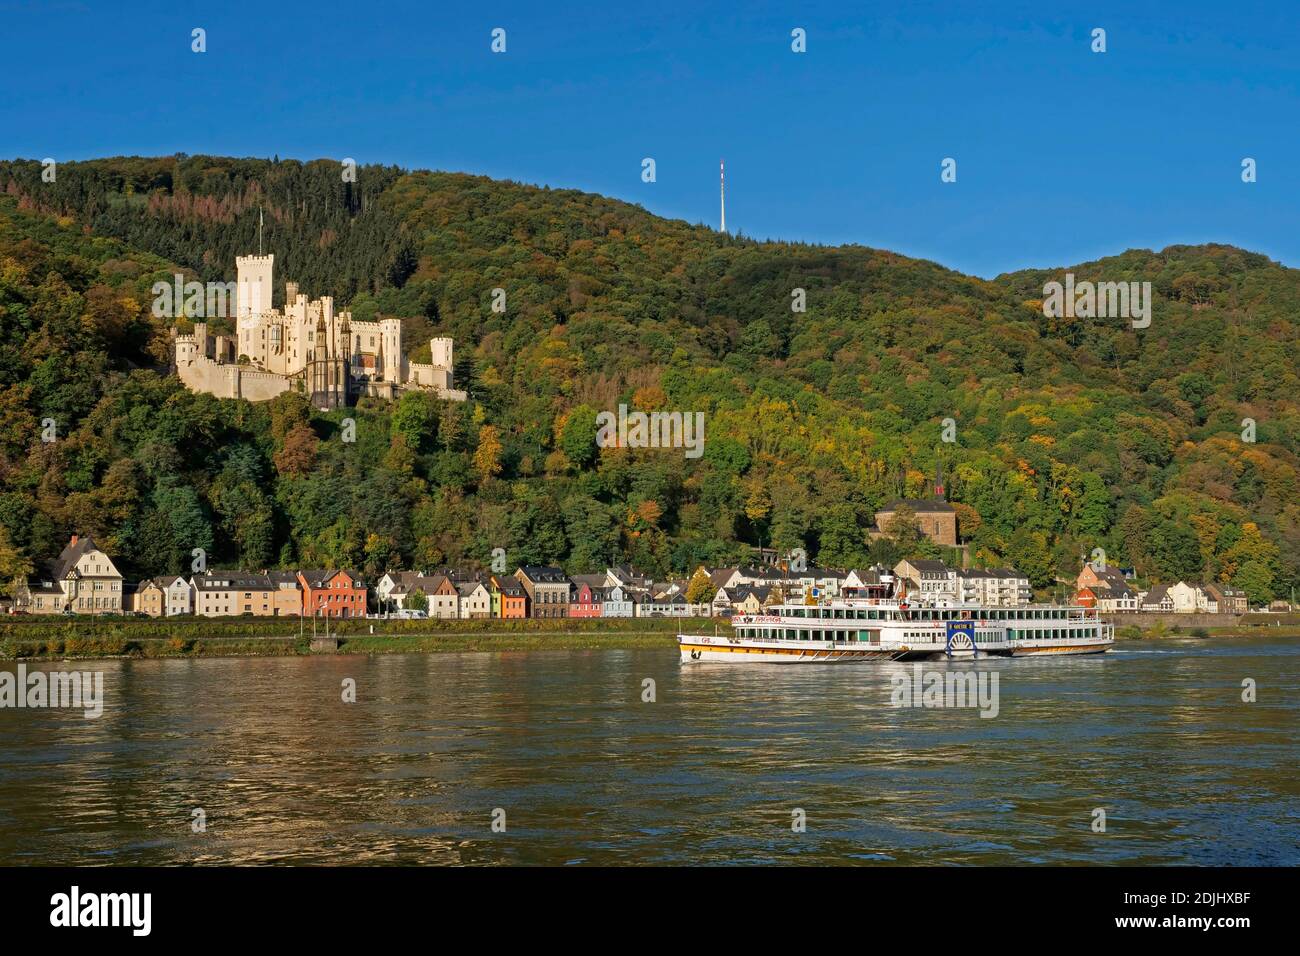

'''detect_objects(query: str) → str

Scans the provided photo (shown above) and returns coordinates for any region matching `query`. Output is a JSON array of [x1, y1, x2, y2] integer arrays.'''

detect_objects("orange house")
[[491, 575, 529, 618], [1074, 586, 1098, 609], [298, 569, 368, 618]]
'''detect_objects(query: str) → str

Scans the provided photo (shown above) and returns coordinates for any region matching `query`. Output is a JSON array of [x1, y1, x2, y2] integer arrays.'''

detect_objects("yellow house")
[[732, 586, 774, 615], [130, 579, 167, 617], [191, 572, 303, 617]]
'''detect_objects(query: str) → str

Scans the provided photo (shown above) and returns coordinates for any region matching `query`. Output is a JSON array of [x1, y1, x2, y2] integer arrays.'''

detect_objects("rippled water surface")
[[1, 635, 1296, 865]]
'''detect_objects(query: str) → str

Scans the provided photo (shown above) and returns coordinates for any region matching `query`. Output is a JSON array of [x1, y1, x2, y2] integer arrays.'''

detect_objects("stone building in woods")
[[873, 462, 959, 547]]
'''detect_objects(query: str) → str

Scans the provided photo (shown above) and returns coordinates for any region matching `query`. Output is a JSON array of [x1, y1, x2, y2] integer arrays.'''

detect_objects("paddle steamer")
[[679, 572, 1113, 664]]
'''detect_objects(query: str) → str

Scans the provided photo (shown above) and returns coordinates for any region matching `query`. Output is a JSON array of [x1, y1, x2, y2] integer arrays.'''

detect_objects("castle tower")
[[308, 307, 349, 410], [236, 254, 274, 319], [382, 317, 403, 383], [431, 336, 453, 371], [310, 310, 328, 408], [339, 310, 352, 394], [429, 336, 454, 392]]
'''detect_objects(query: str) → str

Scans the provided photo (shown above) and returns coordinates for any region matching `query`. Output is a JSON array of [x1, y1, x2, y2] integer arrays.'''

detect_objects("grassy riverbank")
[[1114, 622, 1300, 640], [0, 615, 694, 661]]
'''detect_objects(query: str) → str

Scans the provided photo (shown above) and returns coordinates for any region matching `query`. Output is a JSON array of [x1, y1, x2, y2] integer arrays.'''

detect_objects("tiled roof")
[[708, 567, 740, 587], [518, 566, 570, 584], [880, 498, 956, 513], [45, 535, 119, 581], [908, 559, 952, 574]]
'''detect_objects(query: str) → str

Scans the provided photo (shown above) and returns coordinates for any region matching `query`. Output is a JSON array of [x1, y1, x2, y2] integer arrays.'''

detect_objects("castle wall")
[[177, 354, 294, 402], [407, 362, 451, 390], [234, 367, 295, 402]]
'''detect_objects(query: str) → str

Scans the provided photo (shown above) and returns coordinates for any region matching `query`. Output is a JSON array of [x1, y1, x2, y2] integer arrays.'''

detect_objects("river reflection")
[[0, 636, 1296, 865]]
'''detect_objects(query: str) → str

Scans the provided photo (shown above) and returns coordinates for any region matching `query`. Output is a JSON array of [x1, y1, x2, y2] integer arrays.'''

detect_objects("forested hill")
[[0, 155, 1296, 604]]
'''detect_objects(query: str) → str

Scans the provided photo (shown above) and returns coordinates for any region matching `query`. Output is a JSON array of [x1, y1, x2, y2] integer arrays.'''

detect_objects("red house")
[[1074, 586, 1098, 609], [569, 575, 604, 618], [298, 569, 368, 618]]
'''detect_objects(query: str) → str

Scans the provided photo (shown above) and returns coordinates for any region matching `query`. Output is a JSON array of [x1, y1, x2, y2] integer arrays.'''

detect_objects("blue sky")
[[1, 0, 1296, 277]]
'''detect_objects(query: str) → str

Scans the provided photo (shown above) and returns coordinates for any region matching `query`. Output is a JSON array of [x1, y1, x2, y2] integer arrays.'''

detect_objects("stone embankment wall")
[[1099, 612, 1240, 628]]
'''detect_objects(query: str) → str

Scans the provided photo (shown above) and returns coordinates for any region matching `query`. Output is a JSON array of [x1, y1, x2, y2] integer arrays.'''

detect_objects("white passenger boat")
[[679, 575, 1113, 664]]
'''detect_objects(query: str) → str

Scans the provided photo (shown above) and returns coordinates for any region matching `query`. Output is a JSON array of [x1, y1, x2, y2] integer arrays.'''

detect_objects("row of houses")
[[11, 534, 1275, 621], [376, 567, 713, 619], [8, 537, 1031, 620], [14, 537, 372, 618], [703, 560, 1033, 615], [8, 539, 718, 619], [1074, 565, 1249, 614], [891, 560, 1033, 606]]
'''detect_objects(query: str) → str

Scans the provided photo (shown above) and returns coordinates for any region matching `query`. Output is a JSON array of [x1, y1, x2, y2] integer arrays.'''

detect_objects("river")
[[1, 634, 1296, 865]]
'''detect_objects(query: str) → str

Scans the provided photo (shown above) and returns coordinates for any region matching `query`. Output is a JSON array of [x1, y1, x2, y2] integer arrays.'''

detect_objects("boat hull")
[[679, 635, 1113, 664], [678, 639, 901, 664], [1007, 642, 1112, 657]]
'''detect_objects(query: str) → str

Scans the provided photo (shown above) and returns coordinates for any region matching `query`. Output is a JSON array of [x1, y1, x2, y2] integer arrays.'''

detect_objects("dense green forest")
[[1, 155, 1296, 604]]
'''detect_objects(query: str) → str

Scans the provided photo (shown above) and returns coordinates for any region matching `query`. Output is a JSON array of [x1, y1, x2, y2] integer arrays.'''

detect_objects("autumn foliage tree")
[[274, 423, 319, 477]]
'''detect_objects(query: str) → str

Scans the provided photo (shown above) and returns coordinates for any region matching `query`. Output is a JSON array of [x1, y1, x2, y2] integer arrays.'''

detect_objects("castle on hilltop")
[[173, 254, 466, 410]]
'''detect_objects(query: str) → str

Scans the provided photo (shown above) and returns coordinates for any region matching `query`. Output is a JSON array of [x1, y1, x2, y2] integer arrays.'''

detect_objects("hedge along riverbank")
[[0, 614, 696, 639], [0, 616, 706, 660]]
